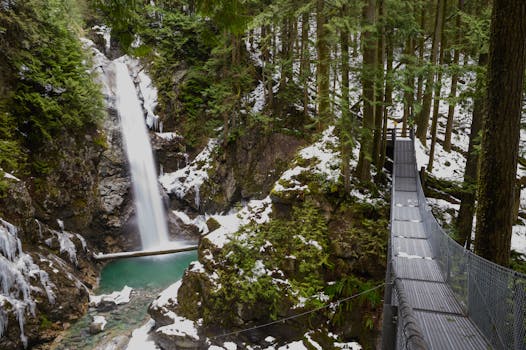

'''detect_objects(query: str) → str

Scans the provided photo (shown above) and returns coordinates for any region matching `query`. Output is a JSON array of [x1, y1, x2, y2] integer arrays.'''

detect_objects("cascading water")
[[113, 58, 169, 250]]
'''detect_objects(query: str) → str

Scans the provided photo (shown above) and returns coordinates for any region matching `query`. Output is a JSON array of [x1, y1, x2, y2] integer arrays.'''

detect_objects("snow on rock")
[[151, 280, 182, 312], [44, 229, 80, 265], [156, 316, 200, 340], [334, 341, 362, 350], [92, 25, 111, 53], [204, 196, 273, 249], [150, 280, 202, 344], [89, 285, 133, 308], [273, 126, 340, 195], [0, 219, 55, 347], [90, 315, 108, 334], [126, 319, 159, 350], [3, 172, 20, 181], [155, 132, 180, 141], [160, 138, 219, 207], [80, 38, 112, 99]]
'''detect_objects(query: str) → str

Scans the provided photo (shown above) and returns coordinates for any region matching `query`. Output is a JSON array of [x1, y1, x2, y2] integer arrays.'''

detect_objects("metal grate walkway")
[[385, 135, 491, 349]]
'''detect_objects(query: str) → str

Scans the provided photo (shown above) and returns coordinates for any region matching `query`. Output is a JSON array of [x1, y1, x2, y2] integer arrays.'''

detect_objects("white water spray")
[[114, 58, 169, 250]]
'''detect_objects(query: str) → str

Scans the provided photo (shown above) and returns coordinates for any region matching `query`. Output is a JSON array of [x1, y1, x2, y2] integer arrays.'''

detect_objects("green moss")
[[206, 217, 220, 232], [39, 314, 53, 330], [202, 201, 331, 327]]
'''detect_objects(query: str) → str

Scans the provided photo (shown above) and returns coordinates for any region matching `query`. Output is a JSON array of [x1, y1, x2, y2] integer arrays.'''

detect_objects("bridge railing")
[[415, 146, 526, 350]]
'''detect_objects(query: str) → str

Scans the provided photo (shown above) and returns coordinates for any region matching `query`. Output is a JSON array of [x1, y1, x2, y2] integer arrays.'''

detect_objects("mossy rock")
[[205, 217, 220, 232]]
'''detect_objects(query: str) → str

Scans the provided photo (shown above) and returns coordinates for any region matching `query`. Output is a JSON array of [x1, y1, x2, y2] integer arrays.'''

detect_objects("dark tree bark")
[[380, 32, 394, 167], [373, 0, 385, 168], [416, 0, 445, 144], [455, 53, 487, 248], [416, 4, 426, 107], [300, 12, 310, 118], [427, 0, 447, 172], [340, 5, 352, 193], [474, 0, 526, 266], [316, 0, 330, 129], [444, 0, 464, 152], [402, 37, 414, 138], [356, 0, 377, 181]]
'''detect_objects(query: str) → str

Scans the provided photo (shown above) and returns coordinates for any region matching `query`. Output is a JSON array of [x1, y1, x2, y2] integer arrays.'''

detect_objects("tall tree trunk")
[[416, 0, 445, 144], [427, 0, 447, 172], [373, 0, 385, 168], [416, 4, 426, 106], [474, 0, 526, 266], [316, 0, 330, 129], [402, 37, 414, 137], [356, 0, 377, 182], [444, 0, 463, 152], [340, 6, 352, 193], [300, 12, 310, 118], [456, 53, 488, 247], [380, 33, 393, 167]]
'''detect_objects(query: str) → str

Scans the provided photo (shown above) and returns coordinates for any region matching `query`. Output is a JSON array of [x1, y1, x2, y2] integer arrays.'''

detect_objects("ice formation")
[[0, 219, 55, 347]]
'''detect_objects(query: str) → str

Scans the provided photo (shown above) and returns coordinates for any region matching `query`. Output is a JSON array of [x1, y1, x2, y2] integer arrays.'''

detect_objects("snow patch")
[[160, 138, 219, 207], [92, 315, 107, 331], [156, 316, 200, 340], [126, 319, 159, 350], [204, 197, 273, 249], [89, 285, 133, 307]]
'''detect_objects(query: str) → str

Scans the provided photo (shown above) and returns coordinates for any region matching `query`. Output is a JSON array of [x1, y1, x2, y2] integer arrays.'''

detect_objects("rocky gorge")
[[0, 3, 388, 349]]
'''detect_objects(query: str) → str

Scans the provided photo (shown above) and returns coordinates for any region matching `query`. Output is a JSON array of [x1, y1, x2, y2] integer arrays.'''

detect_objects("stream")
[[51, 251, 197, 350]]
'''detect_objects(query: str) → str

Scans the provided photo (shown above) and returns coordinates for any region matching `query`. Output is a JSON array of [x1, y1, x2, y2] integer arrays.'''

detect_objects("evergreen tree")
[[474, 0, 526, 266], [356, 0, 377, 182]]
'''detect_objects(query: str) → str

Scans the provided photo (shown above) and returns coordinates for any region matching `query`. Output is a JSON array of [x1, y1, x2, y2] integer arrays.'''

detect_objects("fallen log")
[[93, 245, 198, 260]]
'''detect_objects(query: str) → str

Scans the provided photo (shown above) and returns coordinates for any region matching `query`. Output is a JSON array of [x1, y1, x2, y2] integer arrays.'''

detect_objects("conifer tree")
[[474, 0, 526, 266], [356, 0, 377, 181]]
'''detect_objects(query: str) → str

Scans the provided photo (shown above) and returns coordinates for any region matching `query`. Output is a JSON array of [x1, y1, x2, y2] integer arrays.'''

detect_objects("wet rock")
[[151, 132, 188, 174], [154, 329, 203, 350], [93, 335, 129, 350], [89, 316, 107, 334], [89, 286, 133, 312]]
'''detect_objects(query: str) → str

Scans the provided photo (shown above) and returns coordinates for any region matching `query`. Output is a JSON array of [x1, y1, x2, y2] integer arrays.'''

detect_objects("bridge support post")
[[381, 304, 397, 350]]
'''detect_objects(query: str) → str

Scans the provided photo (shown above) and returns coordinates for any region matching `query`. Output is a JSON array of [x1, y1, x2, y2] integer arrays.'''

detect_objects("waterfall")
[[113, 58, 169, 250]]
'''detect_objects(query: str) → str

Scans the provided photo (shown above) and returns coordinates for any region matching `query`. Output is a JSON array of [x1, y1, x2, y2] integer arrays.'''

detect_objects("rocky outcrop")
[[93, 106, 135, 250], [200, 130, 304, 212]]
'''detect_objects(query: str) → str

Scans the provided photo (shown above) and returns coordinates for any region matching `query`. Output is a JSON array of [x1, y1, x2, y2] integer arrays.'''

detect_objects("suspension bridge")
[[382, 130, 526, 349]]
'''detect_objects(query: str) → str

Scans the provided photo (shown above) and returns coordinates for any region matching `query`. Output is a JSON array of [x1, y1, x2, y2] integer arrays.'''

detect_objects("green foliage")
[[326, 275, 382, 328], [92, 0, 144, 50], [203, 201, 332, 327], [0, 0, 104, 178], [39, 314, 53, 330]]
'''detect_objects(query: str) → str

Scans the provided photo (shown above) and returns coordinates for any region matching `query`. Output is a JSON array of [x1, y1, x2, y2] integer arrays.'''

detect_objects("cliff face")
[[0, 35, 139, 350], [0, 134, 103, 349]]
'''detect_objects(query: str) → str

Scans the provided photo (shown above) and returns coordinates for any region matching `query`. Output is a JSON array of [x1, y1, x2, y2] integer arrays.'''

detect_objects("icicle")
[[35, 219, 42, 238], [57, 219, 64, 231], [0, 219, 55, 346]]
